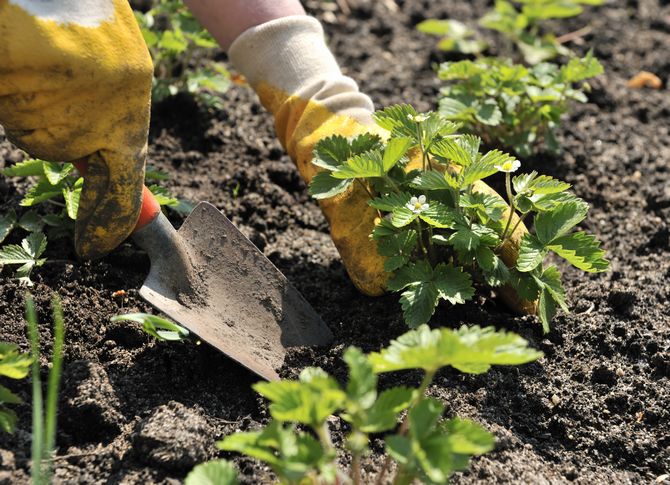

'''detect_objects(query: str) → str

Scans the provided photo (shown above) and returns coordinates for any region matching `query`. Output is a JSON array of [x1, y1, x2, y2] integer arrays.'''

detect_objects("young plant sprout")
[[187, 324, 543, 485], [309, 105, 609, 332]]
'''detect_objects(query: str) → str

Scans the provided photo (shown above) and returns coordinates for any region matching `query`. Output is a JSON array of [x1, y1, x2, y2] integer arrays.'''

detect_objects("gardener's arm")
[[185, 2, 533, 313], [183, 0, 305, 50]]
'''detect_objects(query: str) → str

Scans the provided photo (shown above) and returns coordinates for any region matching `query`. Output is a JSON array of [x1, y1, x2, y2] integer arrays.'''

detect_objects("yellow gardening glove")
[[0, 0, 153, 259], [229, 16, 534, 313]]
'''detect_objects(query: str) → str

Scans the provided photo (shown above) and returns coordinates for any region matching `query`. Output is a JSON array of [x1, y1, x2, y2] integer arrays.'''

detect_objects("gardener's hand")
[[0, 0, 153, 259], [222, 11, 534, 312]]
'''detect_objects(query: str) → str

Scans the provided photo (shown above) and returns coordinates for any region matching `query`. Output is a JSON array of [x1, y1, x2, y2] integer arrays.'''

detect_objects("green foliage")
[[134, 0, 230, 107], [111, 313, 190, 342], [309, 106, 608, 332], [419, 0, 603, 64], [1, 158, 191, 282], [25, 294, 65, 485], [185, 460, 239, 485], [438, 53, 603, 156], [198, 324, 541, 484], [0, 342, 32, 433]]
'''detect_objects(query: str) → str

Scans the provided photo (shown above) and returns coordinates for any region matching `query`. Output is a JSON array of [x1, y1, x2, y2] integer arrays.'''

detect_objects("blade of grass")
[[25, 296, 43, 485], [44, 294, 64, 477]]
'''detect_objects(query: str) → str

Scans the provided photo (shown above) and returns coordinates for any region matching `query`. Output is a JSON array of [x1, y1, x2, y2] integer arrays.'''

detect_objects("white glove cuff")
[[228, 16, 374, 122]]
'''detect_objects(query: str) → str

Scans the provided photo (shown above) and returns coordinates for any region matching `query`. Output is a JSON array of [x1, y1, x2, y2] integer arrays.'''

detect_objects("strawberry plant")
[[0, 158, 190, 284], [187, 324, 542, 484], [438, 53, 603, 156], [134, 0, 231, 108], [309, 105, 608, 332], [418, 0, 603, 64]]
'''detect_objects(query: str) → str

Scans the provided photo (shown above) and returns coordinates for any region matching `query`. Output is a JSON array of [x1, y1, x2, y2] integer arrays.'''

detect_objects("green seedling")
[[0, 341, 32, 433], [111, 313, 190, 342], [187, 324, 542, 484], [25, 294, 65, 485], [134, 0, 231, 108], [309, 105, 608, 332], [1, 159, 190, 283], [419, 0, 603, 64], [438, 53, 603, 156]]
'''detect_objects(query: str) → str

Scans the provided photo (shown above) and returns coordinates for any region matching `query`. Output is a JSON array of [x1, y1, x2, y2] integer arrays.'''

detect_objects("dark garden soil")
[[1, 0, 669, 483]]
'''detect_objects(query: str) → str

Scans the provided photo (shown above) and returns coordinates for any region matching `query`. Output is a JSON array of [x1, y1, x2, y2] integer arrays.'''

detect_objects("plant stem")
[[499, 172, 516, 243], [376, 370, 436, 485], [414, 220, 428, 258], [355, 179, 382, 218], [508, 211, 530, 242], [352, 453, 362, 485], [384, 176, 402, 195]]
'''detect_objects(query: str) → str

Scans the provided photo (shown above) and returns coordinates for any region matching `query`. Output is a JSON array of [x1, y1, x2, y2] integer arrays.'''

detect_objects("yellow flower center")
[[502, 160, 514, 171]]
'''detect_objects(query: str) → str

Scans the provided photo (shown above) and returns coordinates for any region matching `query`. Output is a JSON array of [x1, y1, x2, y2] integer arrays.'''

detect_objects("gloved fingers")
[[74, 149, 145, 260]]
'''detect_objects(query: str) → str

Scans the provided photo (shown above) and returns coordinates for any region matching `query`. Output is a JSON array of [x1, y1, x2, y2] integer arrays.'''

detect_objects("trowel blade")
[[137, 202, 333, 381]]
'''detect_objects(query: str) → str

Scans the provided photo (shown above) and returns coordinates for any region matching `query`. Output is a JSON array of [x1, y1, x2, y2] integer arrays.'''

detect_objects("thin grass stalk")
[[25, 296, 43, 485], [43, 294, 64, 481]]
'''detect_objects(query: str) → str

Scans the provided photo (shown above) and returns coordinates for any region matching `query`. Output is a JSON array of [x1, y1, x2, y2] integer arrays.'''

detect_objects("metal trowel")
[[77, 164, 333, 381]]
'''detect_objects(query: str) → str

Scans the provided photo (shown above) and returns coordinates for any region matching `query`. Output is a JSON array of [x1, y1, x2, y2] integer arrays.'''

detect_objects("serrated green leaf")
[[386, 435, 412, 465], [0, 384, 21, 405], [369, 324, 542, 374], [546, 231, 609, 272], [63, 178, 83, 220], [443, 418, 495, 455], [383, 137, 413, 172], [535, 200, 589, 244], [0, 407, 18, 433], [0, 343, 32, 379], [420, 201, 459, 228], [462, 150, 516, 187], [42, 162, 74, 185], [185, 460, 239, 485], [449, 224, 499, 256], [17, 210, 43, 232], [391, 207, 420, 228], [410, 171, 458, 191], [2, 158, 45, 177], [460, 192, 506, 223], [350, 133, 383, 155], [148, 185, 179, 207], [387, 262, 473, 327], [0, 211, 17, 244], [111, 313, 190, 341], [21, 179, 64, 206], [313, 135, 352, 170], [510, 270, 542, 301], [560, 50, 603, 83], [351, 386, 414, 434], [369, 192, 412, 212], [371, 218, 398, 239], [537, 288, 556, 333], [476, 246, 510, 287], [430, 138, 473, 167], [308, 172, 353, 199], [533, 265, 568, 313], [343, 347, 377, 409], [398, 281, 440, 328], [516, 234, 547, 272], [253, 368, 346, 426], [377, 230, 418, 271], [475, 101, 503, 125], [332, 150, 385, 179], [373, 104, 420, 140]]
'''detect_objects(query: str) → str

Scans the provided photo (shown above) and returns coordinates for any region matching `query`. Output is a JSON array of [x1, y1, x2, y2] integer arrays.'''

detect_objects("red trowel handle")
[[73, 160, 161, 232]]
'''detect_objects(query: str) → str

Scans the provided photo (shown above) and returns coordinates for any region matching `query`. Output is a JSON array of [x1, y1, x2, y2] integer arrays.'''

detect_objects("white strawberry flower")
[[407, 195, 429, 214], [407, 113, 429, 123], [495, 159, 521, 173]]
